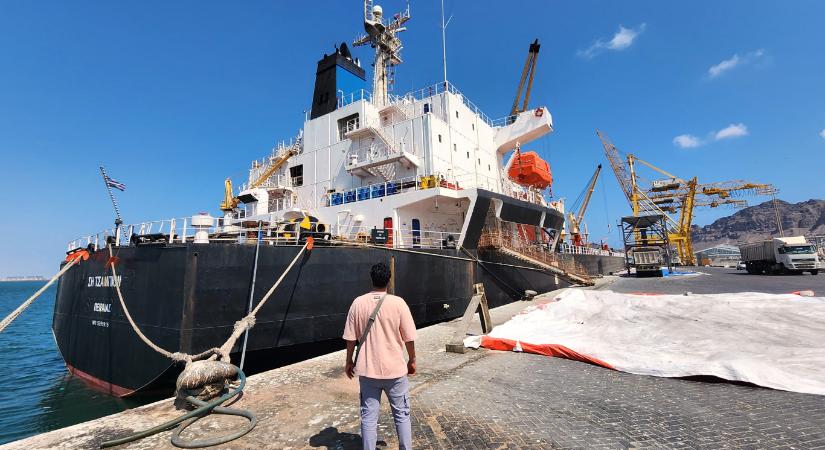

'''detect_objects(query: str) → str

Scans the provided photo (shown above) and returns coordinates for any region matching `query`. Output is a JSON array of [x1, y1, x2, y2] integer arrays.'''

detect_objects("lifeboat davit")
[[508, 151, 553, 189]]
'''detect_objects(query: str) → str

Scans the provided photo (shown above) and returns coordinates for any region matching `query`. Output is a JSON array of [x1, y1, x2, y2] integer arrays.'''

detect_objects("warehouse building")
[[694, 244, 741, 267]]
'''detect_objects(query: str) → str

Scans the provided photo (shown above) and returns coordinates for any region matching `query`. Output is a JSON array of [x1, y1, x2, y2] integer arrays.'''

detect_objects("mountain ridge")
[[691, 199, 825, 250]]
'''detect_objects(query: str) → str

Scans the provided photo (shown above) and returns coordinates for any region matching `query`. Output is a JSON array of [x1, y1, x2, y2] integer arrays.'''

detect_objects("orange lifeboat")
[[508, 150, 553, 189]]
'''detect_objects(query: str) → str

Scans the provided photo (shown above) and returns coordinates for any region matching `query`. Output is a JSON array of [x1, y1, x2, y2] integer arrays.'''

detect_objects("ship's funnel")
[[310, 43, 366, 120]]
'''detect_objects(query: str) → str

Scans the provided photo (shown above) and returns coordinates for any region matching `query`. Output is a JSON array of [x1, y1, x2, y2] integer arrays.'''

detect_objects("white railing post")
[[168, 218, 176, 243], [181, 218, 187, 243]]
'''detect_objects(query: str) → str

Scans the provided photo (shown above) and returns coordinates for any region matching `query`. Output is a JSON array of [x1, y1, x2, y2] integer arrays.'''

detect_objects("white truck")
[[739, 236, 820, 275]]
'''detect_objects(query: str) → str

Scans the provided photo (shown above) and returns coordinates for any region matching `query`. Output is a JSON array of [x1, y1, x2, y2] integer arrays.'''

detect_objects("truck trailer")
[[739, 236, 820, 275], [630, 246, 665, 277]]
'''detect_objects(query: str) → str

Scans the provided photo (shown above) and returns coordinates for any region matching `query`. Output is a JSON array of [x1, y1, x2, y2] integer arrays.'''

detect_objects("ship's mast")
[[353, 1, 411, 107]]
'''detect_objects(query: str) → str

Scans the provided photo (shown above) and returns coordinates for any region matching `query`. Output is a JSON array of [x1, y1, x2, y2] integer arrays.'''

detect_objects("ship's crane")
[[596, 129, 775, 266], [567, 164, 602, 246], [510, 39, 541, 118], [219, 178, 239, 212], [219, 146, 299, 212]]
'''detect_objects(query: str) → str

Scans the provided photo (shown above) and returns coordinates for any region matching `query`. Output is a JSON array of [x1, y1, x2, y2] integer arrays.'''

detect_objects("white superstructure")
[[227, 2, 558, 248], [233, 80, 554, 248]]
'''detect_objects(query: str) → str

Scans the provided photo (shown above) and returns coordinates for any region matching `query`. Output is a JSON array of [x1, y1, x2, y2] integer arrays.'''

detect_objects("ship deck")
[[7, 268, 825, 449]]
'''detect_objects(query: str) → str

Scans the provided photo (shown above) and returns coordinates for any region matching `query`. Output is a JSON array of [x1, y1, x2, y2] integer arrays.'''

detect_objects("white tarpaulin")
[[465, 289, 825, 395]]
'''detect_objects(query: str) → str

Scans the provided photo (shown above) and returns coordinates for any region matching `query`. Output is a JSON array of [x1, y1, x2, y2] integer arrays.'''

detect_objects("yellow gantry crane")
[[597, 129, 775, 266], [567, 164, 602, 246]]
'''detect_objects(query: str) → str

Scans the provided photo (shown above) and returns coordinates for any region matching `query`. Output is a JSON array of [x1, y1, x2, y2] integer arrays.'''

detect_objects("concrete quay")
[[6, 271, 825, 449]]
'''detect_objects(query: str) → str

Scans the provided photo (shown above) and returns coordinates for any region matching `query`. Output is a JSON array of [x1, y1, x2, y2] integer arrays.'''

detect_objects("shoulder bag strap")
[[353, 293, 388, 366]]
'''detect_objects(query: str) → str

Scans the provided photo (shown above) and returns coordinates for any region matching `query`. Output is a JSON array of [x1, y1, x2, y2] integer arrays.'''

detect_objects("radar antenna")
[[353, 1, 411, 107]]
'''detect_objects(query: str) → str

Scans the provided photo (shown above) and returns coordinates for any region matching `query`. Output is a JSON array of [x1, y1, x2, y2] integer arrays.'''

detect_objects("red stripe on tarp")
[[67, 364, 134, 397], [479, 336, 616, 370]]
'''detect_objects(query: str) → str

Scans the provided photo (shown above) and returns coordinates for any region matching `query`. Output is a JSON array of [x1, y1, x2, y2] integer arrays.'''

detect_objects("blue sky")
[[1, 1, 824, 276]]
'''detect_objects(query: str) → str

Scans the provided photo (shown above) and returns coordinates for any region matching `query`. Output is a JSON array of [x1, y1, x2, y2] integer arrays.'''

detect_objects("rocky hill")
[[692, 199, 825, 249]]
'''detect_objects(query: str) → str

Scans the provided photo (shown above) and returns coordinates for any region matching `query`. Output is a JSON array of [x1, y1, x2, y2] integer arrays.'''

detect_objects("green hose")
[[100, 366, 257, 449]]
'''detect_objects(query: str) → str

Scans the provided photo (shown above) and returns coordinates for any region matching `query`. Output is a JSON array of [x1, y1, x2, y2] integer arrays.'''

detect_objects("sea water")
[[0, 281, 162, 444]]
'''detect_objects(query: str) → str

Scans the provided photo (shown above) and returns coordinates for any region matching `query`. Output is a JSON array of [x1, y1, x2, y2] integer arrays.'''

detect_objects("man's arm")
[[405, 340, 416, 375], [345, 340, 356, 379]]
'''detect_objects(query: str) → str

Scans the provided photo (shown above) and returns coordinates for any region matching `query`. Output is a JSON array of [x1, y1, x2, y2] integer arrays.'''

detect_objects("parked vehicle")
[[630, 246, 664, 277], [739, 236, 820, 275], [736, 261, 747, 270]]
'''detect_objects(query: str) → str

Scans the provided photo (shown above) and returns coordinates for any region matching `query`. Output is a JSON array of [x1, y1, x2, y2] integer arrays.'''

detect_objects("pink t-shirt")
[[342, 291, 417, 379]]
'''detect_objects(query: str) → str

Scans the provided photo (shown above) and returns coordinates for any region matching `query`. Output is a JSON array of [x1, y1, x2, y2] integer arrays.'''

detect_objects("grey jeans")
[[359, 376, 412, 450]]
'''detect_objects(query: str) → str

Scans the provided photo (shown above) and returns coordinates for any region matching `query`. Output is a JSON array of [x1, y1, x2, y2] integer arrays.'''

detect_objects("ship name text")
[[88, 275, 122, 288]]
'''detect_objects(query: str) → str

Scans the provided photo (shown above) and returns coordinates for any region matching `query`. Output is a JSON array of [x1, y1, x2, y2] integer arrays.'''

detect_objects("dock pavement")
[[5, 269, 825, 449]]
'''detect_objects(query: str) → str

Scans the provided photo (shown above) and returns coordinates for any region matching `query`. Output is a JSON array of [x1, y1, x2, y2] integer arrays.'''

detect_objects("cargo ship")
[[53, 2, 624, 396]]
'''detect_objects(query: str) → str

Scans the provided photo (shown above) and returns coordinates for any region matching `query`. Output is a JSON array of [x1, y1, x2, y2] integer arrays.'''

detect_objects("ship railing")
[[323, 173, 466, 207], [338, 89, 373, 109], [491, 114, 520, 128], [332, 225, 461, 250], [322, 170, 548, 210], [249, 174, 294, 191], [478, 229, 592, 281], [394, 81, 496, 128], [452, 172, 500, 192], [67, 216, 464, 251], [496, 177, 546, 206], [336, 81, 500, 128], [67, 217, 195, 250], [345, 141, 403, 167], [558, 243, 624, 257]]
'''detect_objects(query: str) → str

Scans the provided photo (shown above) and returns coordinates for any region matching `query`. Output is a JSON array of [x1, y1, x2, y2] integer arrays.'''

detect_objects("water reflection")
[[33, 373, 166, 438]]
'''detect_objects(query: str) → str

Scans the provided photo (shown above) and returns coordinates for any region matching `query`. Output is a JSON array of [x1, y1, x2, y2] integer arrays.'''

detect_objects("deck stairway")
[[478, 231, 594, 286], [345, 119, 419, 180]]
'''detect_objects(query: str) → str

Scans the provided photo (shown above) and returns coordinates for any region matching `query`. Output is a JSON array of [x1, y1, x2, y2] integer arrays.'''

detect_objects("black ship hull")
[[53, 243, 621, 396]]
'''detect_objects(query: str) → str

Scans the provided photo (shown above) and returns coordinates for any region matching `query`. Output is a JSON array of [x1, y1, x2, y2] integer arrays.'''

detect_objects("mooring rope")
[[0, 256, 81, 334], [106, 239, 310, 364], [101, 369, 255, 449], [102, 238, 311, 448]]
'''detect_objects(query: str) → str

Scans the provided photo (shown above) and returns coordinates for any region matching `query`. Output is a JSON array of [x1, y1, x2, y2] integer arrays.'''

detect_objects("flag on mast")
[[105, 175, 126, 191]]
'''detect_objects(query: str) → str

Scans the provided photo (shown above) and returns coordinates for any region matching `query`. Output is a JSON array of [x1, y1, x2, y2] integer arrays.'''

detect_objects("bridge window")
[[290, 165, 304, 187], [337, 113, 359, 141]]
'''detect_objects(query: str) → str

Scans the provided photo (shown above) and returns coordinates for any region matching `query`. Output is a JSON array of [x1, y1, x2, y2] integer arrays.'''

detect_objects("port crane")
[[597, 129, 775, 265], [567, 164, 602, 246]]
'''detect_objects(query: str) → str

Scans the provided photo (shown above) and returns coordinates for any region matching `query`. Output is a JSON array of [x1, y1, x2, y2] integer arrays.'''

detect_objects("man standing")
[[343, 262, 417, 450]]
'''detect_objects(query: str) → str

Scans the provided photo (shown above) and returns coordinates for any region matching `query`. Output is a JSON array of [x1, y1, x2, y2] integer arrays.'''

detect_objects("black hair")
[[370, 262, 391, 288]]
